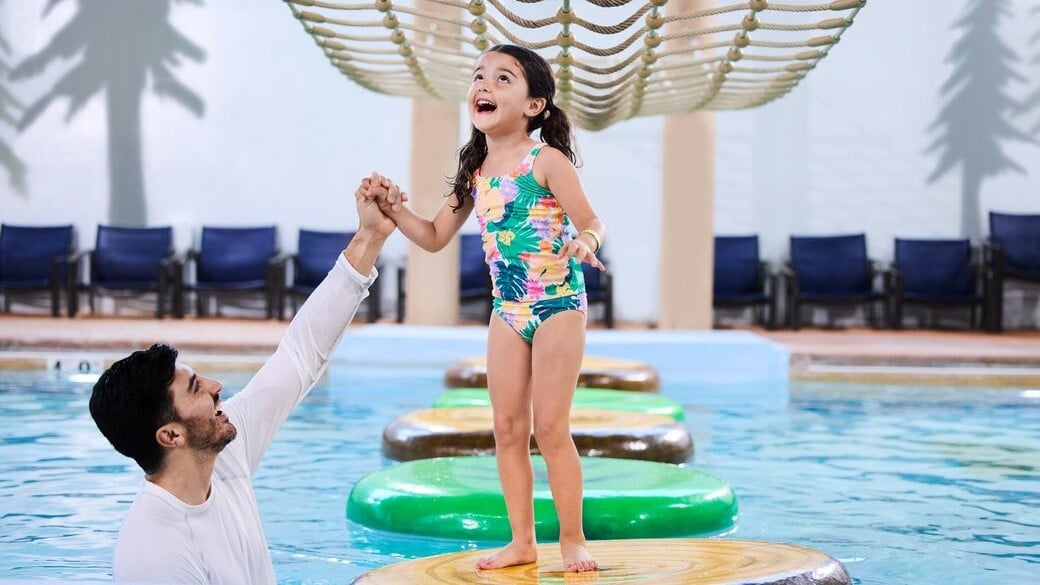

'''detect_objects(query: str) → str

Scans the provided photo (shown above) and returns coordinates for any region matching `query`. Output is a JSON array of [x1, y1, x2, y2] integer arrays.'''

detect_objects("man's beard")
[[182, 414, 237, 452]]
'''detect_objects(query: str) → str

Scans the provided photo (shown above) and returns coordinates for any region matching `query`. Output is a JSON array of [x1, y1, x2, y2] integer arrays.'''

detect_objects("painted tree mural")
[[10, 0, 205, 226], [1019, 2, 1040, 133], [926, 0, 1032, 240], [0, 11, 27, 194]]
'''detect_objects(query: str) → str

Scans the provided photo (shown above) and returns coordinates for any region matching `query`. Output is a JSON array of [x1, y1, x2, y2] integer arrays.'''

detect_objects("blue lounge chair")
[[178, 226, 286, 318], [581, 246, 614, 328], [783, 234, 886, 329], [886, 238, 986, 329], [713, 235, 777, 329], [985, 212, 1040, 331], [282, 229, 381, 322], [70, 225, 176, 318], [0, 223, 74, 316]]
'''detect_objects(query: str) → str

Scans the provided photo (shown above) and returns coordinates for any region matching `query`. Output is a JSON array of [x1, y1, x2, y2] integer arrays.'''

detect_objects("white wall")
[[2, 0, 1039, 324]]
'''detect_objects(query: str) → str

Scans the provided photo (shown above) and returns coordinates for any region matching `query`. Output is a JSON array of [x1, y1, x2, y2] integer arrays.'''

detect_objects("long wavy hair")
[[449, 44, 577, 211]]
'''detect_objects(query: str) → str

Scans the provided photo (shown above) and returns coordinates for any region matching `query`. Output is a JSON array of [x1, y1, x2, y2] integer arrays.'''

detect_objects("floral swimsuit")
[[473, 143, 587, 343]]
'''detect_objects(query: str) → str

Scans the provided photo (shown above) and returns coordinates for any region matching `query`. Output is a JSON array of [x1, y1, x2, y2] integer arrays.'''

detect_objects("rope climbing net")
[[285, 0, 865, 130]]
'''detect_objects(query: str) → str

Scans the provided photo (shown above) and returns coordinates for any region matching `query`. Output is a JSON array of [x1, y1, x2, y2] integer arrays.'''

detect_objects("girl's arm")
[[365, 174, 473, 252], [535, 148, 607, 270]]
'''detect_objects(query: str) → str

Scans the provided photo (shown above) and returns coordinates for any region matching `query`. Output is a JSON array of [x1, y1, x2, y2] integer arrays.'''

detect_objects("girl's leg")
[[530, 311, 598, 572], [476, 314, 537, 570]]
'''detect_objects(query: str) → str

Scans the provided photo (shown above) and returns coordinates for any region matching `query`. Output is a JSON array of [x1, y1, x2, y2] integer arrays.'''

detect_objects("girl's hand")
[[360, 172, 408, 212], [557, 238, 605, 271]]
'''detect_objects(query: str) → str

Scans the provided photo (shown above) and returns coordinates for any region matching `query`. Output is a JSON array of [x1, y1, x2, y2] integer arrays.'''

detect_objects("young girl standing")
[[363, 44, 605, 573]]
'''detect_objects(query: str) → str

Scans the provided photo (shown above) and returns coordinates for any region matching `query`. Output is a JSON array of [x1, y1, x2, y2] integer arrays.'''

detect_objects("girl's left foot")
[[561, 541, 598, 572]]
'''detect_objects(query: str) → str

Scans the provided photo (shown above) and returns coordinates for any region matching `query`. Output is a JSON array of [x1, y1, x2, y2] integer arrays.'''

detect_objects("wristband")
[[579, 229, 602, 253]]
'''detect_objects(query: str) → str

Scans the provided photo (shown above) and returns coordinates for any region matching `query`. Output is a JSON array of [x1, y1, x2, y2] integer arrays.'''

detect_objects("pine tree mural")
[[10, 0, 205, 226], [1018, 1, 1040, 133], [926, 0, 1032, 240]]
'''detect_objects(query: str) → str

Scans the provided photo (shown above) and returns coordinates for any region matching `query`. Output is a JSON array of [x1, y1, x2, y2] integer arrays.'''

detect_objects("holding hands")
[[357, 172, 407, 215]]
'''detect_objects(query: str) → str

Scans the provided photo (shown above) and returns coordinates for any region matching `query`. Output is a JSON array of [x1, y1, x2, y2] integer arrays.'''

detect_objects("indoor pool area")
[[1, 327, 1038, 585]]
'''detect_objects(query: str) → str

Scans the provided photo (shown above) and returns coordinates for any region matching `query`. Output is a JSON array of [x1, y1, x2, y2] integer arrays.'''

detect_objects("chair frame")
[[983, 212, 1040, 332], [0, 224, 75, 317], [176, 227, 287, 319], [281, 230, 382, 323], [712, 236, 778, 330], [581, 259, 615, 329], [714, 260, 779, 329], [781, 235, 887, 330], [68, 226, 177, 319], [884, 239, 988, 330]]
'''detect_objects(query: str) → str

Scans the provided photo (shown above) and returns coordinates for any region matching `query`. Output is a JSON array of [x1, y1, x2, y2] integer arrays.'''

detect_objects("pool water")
[[1, 365, 1038, 584]]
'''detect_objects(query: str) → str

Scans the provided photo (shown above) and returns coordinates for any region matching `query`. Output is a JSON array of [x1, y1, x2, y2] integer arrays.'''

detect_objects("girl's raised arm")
[[366, 174, 473, 252]]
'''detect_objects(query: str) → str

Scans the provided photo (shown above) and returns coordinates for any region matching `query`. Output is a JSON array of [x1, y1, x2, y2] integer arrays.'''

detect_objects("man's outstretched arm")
[[225, 188, 395, 473]]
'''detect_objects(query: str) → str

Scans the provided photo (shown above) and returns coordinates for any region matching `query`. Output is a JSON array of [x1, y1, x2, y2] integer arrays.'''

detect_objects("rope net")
[[285, 0, 865, 130]]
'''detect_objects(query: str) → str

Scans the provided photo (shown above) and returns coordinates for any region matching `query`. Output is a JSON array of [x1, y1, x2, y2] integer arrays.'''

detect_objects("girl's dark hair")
[[450, 44, 577, 211], [89, 343, 180, 474]]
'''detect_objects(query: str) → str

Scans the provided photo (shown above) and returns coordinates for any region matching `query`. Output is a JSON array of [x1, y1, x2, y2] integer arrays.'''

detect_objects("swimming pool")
[[1, 332, 1037, 584]]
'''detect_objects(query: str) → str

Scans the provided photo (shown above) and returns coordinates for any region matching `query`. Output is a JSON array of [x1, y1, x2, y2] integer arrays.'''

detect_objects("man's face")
[[168, 364, 237, 452]]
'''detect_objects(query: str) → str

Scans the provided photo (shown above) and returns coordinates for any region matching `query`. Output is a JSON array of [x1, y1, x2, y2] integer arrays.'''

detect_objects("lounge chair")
[[0, 223, 74, 316], [713, 235, 777, 329], [69, 225, 176, 318]]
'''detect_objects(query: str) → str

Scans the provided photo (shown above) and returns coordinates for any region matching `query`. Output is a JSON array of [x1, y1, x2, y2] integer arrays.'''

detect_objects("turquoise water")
[[1, 365, 1038, 584]]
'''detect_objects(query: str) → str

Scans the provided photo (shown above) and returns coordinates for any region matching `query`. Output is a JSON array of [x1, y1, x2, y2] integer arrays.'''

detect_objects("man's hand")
[[360, 172, 408, 214], [355, 178, 395, 238]]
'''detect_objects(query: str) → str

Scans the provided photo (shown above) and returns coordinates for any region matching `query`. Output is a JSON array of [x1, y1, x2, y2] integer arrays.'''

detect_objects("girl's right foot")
[[475, 540, 538, 570], [561, 540, 598, 573]]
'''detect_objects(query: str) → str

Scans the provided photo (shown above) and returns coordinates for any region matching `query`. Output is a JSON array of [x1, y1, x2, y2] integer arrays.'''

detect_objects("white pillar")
[[659, 0, 715, 330], [403, 1, 461, 325]]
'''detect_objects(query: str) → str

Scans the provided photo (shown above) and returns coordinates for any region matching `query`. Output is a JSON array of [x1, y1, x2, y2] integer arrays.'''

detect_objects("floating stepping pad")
[[383, 407, 692, 463], [352, 538, 851, 585], [444, 356, 660, 392], [347, 456, 735, 541], [434, 387, 686, 421]]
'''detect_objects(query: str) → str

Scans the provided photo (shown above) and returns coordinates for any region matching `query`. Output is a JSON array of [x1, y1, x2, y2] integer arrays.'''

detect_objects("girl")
[[363, 44, 605, 573]]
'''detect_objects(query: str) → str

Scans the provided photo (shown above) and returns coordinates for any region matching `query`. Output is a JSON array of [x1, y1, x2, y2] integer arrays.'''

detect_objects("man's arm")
[[223, 191, 394, 474], [341, 227, 385, 277]]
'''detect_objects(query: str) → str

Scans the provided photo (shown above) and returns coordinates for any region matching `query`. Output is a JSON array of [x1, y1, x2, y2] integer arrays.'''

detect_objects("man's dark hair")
[[89, 343, 179, 474]]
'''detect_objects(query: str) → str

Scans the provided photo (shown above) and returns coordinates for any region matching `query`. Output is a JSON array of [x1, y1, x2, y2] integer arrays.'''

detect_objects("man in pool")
[[88, 182, 396, 584]]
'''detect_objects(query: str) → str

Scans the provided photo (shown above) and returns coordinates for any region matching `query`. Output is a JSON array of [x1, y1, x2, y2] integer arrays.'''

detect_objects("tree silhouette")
[[0, 15, 27, 194], [11, 0, 205, 226], [926, 0, 1032, 240], [1018, 2, 1040, 133]]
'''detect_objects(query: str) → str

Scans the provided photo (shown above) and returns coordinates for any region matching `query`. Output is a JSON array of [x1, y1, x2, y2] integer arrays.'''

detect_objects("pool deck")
[[1, 315, 1038, 386]]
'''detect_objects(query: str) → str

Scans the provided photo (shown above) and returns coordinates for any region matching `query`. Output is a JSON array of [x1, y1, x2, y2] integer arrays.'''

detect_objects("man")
[[88, 185, 395, 584]]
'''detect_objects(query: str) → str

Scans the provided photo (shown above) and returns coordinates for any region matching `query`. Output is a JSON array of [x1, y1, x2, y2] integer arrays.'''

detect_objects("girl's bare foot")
[[561, 541, 598, 572], [475, 540, 538, 570]]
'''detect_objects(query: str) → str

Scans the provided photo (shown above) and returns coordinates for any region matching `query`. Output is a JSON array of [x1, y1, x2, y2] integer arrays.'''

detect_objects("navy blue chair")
[[886, 238, 986, 329], [282, 229, 381, 322], [713, 235, 777, 329], [985, 212, 1040, 331], [783, 234, 886, 329], [70, 225, 176, 318], [178, 226, 286, 319], [396, 233, 492, 323], [580, 247, 614, 328], [0, 223, 74, 316]]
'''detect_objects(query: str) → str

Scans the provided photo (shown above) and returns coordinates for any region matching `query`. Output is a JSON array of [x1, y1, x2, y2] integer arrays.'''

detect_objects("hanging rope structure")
[[285, 0, 865, 130]]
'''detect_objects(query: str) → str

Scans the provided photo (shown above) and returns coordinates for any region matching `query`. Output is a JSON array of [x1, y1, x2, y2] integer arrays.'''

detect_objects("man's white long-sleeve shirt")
[[112, 255, 375, 584]]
